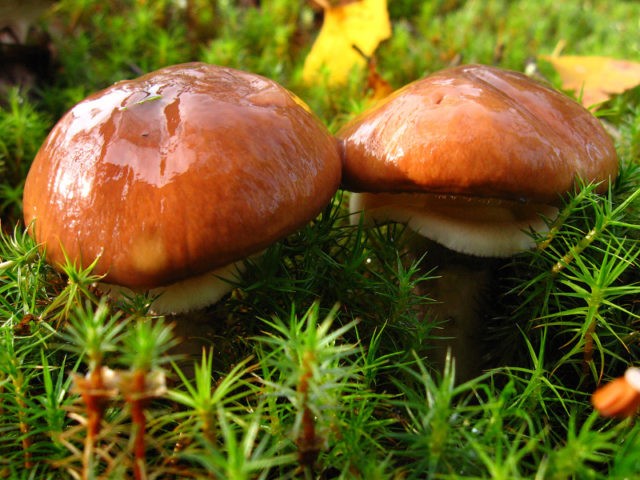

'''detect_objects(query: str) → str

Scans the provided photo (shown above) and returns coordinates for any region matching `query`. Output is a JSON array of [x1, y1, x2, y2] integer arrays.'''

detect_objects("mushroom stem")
[[405, 235, 497, 382]]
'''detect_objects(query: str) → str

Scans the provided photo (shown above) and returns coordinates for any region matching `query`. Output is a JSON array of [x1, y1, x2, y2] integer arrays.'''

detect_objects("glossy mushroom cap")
[[339, 64, 618, 257], [24, 63, 341, 310]]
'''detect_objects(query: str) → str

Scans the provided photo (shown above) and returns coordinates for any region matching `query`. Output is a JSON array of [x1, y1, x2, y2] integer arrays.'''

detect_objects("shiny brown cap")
[[24, 62, 341, 289], [338, 64, 618, 203]]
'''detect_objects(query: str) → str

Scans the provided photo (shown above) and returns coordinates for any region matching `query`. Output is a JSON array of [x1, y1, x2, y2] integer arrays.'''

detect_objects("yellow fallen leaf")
[[302, 0, 391, 86], [540, 54, 640, 108]]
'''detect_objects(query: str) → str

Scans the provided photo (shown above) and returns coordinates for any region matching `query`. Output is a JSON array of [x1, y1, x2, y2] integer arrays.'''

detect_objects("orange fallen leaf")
[[302, 0, 391, 86], [540, 54, 640, 108], [364, 53, 393, 102]]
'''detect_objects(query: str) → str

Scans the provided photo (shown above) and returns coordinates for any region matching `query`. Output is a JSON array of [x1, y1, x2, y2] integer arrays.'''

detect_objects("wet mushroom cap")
[[23, 62, 342, 289], [338, 64, 618, 202], [338, 64, 618, 257]]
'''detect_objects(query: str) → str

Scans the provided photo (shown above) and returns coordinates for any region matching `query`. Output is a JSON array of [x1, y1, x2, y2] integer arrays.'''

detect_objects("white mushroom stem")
[[98, 260, 247, 315], [351, 191, 557, 381]]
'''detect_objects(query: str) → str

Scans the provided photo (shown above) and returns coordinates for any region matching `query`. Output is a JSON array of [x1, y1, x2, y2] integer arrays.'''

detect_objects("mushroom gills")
[[99, 260, 246, 315], [350, 192, 558, 257]]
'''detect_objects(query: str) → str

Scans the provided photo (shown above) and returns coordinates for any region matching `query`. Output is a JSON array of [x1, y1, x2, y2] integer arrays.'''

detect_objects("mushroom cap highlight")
[[339, 64, 618, 257], [23, 62, 342, 291]]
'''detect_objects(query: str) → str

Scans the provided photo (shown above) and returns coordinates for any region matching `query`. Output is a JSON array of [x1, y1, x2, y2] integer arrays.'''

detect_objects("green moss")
[[0, 0, 639, 477]]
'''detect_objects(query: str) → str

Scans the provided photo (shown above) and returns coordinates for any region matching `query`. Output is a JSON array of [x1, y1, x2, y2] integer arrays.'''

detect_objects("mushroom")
[[338, 64, 618, 379], [23, 62, 341, 314], [592, 367, 640, 418]]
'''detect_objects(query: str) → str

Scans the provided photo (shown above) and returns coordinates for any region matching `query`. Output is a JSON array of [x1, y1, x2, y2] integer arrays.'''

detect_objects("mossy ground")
[[1, 1, 640, 478]]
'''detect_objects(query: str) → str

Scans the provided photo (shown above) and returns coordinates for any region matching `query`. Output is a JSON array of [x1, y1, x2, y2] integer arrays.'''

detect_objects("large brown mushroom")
[[23, 62, 341, 314], [339, 64, 618, 379]]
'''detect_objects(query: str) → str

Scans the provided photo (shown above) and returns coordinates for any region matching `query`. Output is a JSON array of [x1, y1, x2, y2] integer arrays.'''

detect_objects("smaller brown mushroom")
[[592, 368, 640, 418], [23, 63, 342, 314], [338, 64, 618, 379]]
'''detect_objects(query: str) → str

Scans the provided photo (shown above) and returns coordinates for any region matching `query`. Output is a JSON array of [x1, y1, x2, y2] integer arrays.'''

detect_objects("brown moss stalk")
[[296, 351, 321, 472], [127, 369, 149, 480], [73, 366, 118, 480], [120, 368, 166, 480], [14, 376, 33, 469]]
